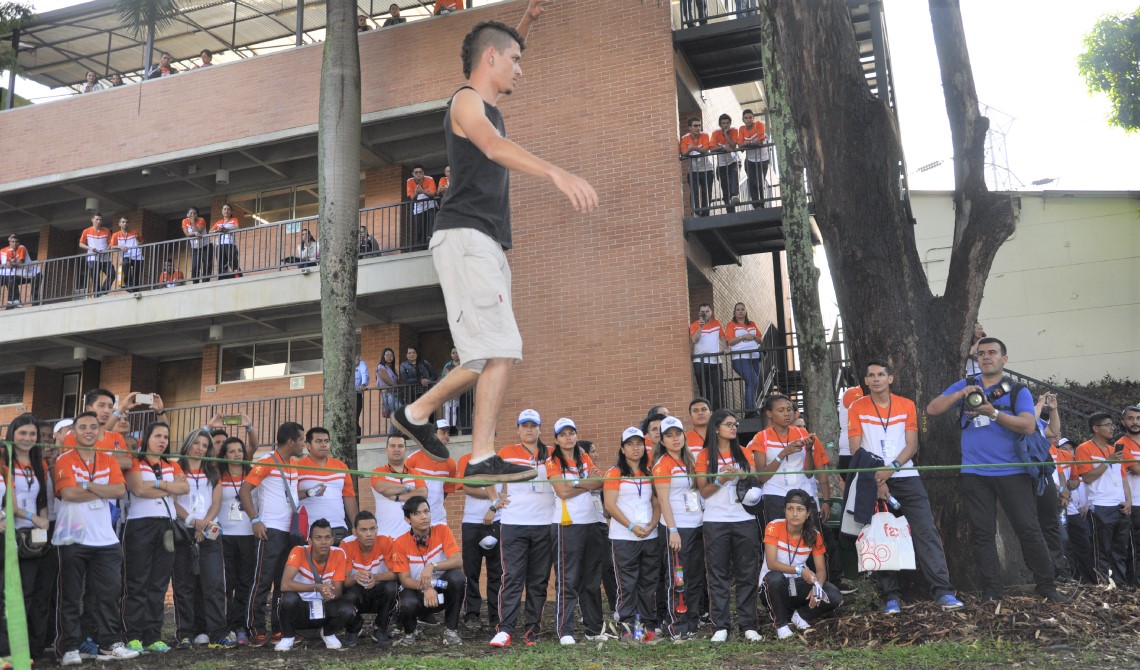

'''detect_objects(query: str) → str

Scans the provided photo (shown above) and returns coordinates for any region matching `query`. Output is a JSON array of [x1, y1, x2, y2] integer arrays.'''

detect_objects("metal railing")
[[43, 383, 474, 450], [674, 0, 760, 30], [680, 144, 782, 217], [691, 332, 819, 416], [0, 199, 438, 308]]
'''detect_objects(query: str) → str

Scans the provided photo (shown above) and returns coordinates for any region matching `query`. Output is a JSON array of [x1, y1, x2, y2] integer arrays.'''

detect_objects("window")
[[0, 371, 24, 405], [219, 336, 325, 382]]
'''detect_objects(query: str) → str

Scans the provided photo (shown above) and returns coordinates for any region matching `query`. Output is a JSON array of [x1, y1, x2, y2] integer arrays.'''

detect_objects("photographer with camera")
[[927, 337, 1066, 603]]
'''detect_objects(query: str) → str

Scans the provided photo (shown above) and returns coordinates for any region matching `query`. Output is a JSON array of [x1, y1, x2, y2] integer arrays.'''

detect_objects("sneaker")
[[274, 637, 295, 652], [743, 629, 763, 641], [78, 638, 100, 659], [1038, 589, 1070, 604], [193, 634, 210, 647], [698, 613, 712, 628], [175, 637, 192, 650], [392, 406, 450, 462], [559, 635, 576, 646], [776, 625, 794, 640], [883, 599, 901, 615], [489, 631, 511, 648], [835, 579, 859, 595], [208, 635, 237, 649], [710, 629, 728, 642], [321, 633, 342, 650], [463, 615, 480, 628], [393, 633, 417, 647], [442, 629, 463, 646], [372, 628, 393, 649], [100, 643, 140, 660], [126, 640, 145, 654], [642, 630, 656, 642], [523, 630, 538, 646], [463, 455, 537, 485], [60, 650, 82, 666], [344, 632, 358, 648], [936, 594, 965, 610], [419, 612, 440, 627], [235, 631, 249, 647], [791, 612, 812, 631], [248, 634, 269, 648], [145, 641, 172, 653]]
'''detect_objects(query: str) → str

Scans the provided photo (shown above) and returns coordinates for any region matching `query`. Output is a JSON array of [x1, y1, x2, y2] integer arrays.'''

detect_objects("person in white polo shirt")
[[689, 304, 726, 410], [53, 412, 139, 665], [369, 434, 428, 539], [406, 420, 459, 526], [296, 426, 358, 544], [456, 449, 504, 628], [239, 421, 305, 646], [489, 409, 556, 648], [652, 416, 705, 640]]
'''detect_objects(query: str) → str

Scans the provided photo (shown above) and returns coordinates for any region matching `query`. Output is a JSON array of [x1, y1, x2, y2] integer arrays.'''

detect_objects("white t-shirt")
[[498, 444, 555, 527], [847, 394, 920, 478], [652, 453, 703, 529], [605, 466, 658, 541], [246, 452, 300, 533], [218, 472, 254, 536], [53, 450, 124, 548], [297, 456, 355, 530], [127, 457, 182, 521], [547, 453, 600, 525], [695, 449, 753, 523]]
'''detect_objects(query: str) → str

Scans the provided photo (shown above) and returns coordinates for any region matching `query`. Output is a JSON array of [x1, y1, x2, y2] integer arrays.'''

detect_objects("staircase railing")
[[1002, 368, 1121, 440]]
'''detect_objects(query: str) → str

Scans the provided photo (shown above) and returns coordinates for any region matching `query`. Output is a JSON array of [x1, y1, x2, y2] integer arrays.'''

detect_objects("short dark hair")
[[354, 510, 376, 527], [74, 411, 99, 423], [718, 113, 731, 124], [460, 21, 525, 79], [83, 388, 115, 409], [1088, 412, 1114, 432], [209, 427, 228, 438], [309, 518, 332, 536], [402, 495, 429, 519], [686, 116, 700, 127], [412, 164, 425, 172], [276, 421, 304, 446], [306, 426, 330, 443], [200, 49, 212, 57], [977, 337, 1007, 356], [575, 439, 595, 455], [698, 303, 712, 311], [743, 108, 755, 116], [864, 359, 891, 376], [689, 397, 710, 412]]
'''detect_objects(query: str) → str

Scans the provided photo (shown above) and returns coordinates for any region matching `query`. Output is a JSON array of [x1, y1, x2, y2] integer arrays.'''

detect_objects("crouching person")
[[274, 519, 355, 652], [340, 511, 399, 648], [389, 496, 465, 646], [760, 489, 842, 640]]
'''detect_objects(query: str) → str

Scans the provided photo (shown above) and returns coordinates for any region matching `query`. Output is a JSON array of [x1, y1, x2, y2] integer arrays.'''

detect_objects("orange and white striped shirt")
[[759, 518, 825, 582], [847, 394, 918, 478], [285, 545, 348, 585], [389, 524, 459, 580], [296, 455, 356, 530]]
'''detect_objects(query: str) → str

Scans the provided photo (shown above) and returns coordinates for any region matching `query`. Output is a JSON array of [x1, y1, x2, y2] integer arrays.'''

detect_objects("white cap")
[[436, 419, 450, 430], [553, 417, 577, 435], [517, 409, 541, 426], [54, 418, 74, 433], [621, 427, 645, 444], [660, 416, 685, 434]]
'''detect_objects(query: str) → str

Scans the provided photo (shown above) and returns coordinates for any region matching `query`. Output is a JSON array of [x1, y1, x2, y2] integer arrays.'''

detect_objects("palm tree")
[[1, 1, 34, 109], [114, 0, 180, 80], [318, 0, 362, 468]]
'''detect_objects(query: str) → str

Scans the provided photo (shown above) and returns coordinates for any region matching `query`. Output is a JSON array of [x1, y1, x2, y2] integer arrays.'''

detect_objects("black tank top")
[[433, 87, 512, 249]]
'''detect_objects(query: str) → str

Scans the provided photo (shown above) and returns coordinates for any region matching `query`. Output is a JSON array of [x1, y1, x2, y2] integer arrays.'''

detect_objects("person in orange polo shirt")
[[2, 232, 41, 307], [434, 0, 464, 14], [710, 114, 741, 213], [339, 511, 398, 648], [680, 117, 714, 216], [1072, 412, 1132, 586], [389, 496, 465, 646], [737, 109, 769, 207], [690, 305, 726, 410], [210, 203, 241, 280], [110, 216, 144, 292], [1119, 404, 1140, 586], [273, 519, 354, 651], [437, 165, 451, 198], [686, 397, 711, 454], [406, 165, 438, 247], [181, 207, 212, 283], [78, 213, 114, 295]]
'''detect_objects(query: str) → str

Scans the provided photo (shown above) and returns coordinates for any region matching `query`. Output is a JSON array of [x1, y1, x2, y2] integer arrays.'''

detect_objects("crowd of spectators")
[[680, 110, 772, 215]]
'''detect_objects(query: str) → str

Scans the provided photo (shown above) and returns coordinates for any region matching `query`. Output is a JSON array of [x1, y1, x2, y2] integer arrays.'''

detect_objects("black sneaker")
[[1037, 589, 1070, 604], [391, 406, 450, 462], [834, 579, 858, 595], [463, 455, 537, 485], [418, 612, 440, 627], [372, 628, 392, 649]]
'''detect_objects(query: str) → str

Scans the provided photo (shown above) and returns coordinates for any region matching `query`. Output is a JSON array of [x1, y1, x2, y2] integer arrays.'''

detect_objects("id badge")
[[228, 502, 244, 521], [788, 575, 797, 597], [635, 505, 650, 525], [309, 599, 324, 620], [683, 489, 701, 513], [973, 415, 991, 428], [591, 494, 605, 518], [31, 528, 48, 544], [87, 498, 104, 510], [190, 494, 205, 517], [19, 496, 33, 515]]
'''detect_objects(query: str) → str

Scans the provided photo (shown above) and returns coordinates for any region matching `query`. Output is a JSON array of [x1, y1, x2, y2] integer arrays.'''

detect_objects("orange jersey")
[[709, 127, 739, 149], [63, 430, 128, 456], [434, 0, 463, 11], [437, 176, 449, 191], [685, 429, 706, 455], [285, 545, 348, 584], [1, 245, 28, 265], [109, 231, 141, 247], [388, 524, 460, 579], [406, 176, 436, 198], [339, 535, 395, 575], [79, 227, 111, 252], [680, 133, 710, 155], [737, 121, 767, 146]]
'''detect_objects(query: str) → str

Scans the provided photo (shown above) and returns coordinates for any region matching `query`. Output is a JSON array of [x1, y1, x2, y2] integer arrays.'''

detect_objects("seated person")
[[435, 0, 464, 15], [274, 519, 356, 652], [157, 260, 185, 288], [358, 225, 379, 255], [340, 511, 398, 648], [383, 3, 406, 26], [2, 233, 41, 306], [389, 496, 465, 646]]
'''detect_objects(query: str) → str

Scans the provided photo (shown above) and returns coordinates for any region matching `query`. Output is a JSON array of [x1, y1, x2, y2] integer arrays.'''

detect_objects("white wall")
[[912, 190, 1140, 384]]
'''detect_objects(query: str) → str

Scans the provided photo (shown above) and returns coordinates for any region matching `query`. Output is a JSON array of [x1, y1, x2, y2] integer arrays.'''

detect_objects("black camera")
[[964, 380, 1012, 410]]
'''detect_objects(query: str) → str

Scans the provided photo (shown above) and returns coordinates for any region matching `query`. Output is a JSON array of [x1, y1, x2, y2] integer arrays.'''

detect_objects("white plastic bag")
[[856, 509, 915, 572], [53, 502, 86, 546]]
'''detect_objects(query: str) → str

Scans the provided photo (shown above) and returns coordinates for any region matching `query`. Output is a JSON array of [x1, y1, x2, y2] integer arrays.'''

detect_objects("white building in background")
[[912, 190, 1139, 384]]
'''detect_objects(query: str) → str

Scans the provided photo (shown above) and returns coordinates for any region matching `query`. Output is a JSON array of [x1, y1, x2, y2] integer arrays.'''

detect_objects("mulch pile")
[[810, 585, 1140, 648]]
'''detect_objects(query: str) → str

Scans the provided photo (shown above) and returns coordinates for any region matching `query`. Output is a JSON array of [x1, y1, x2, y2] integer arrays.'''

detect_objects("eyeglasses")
[[721, 422, 739, 429], [1094, 422, 1116, 428]]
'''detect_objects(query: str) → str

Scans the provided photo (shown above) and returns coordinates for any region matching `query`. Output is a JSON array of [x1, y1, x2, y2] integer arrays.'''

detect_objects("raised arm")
[[516, 0, 552, 40]]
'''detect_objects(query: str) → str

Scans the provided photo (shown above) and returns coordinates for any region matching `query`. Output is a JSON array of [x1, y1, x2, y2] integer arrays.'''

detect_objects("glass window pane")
[[0, 371, 24, 405], [294, 184, 319, 220], [288, 337, 323, 375], [220, 345, 256, 382], [227, 193, 258, 229], [258, 187, 294, 224], [252, 341, 289, 379]]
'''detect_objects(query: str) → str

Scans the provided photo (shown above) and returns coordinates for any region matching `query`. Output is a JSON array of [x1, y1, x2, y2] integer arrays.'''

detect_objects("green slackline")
[[4, 450, 31, 670]]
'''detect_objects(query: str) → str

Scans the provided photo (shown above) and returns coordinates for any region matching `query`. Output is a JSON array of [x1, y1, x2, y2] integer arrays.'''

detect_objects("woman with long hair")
[[759, 489, 841, 639], [603, 427, 661, 642], [217, 436, 255, 646], [651, 416, 705, 640], [4, 413, 55, 660], [697, 409, 762, 642], [748, 394, 830, 525], [172, 430, 232, 649], [376, 347, 399, 420], [296, 228, 319, 268], [547, 418, 605, 645], [121, 421, 190, 653], [724, 302, 762, 411]]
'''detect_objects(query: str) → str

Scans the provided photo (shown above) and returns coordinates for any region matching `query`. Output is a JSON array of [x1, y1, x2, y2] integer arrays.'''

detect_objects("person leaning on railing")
[[680, 117, 714, 216], [211, 203, 241, 280], [2, 233, 42, 307], [737, 109, 769, 208], [376, 347, 400, 418], [182, 207, 212, 284]]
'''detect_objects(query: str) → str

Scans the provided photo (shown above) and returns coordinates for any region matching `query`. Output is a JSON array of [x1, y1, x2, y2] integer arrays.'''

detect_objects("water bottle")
[[887, 496, 901, 512], [432, 578, 448, 590], [633, 613, 643, 641], [673, 565, 686, 592], [1058, 512, 1067, 527]]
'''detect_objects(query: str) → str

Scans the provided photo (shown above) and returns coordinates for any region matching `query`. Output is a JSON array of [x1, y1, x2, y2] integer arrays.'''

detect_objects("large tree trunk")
[[764, 0, 1020, 589], [318, 0, 361, 470], [759, 11, 840, 449]]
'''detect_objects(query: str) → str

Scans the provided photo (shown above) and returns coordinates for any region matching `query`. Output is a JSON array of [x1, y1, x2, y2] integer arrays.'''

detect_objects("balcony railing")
[[0, 199, 439, 309], [674, 0, 760, 30], [680, 144, 783, 217]]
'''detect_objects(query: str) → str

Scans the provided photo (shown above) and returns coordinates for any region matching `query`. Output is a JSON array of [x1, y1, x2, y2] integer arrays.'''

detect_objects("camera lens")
[[965, 391, 986, 409]]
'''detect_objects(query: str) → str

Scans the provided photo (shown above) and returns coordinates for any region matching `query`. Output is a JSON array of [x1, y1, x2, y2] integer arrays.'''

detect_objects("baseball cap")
[[436, 419, 450, 430], [1056, 437, 1071, 447], [553, 418, 577, 435], [660, 416, 685, 434], [517, 409, 541, 426], [54, 418, 74, 434], [621, 427, 645, 444]]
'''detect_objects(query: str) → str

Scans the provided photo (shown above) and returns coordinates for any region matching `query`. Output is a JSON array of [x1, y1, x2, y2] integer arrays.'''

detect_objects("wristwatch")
[[990, 409, 1000, 421]]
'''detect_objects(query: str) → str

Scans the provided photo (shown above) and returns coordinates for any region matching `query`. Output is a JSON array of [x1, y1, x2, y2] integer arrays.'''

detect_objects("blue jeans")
[[731, 356, 761, 410]]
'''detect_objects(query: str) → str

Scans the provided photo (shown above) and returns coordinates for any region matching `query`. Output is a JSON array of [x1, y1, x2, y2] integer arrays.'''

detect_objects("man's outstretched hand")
[[551, 167, 599, 213]]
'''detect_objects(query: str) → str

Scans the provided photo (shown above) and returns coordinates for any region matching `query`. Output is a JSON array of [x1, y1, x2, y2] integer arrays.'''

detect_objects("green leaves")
[[1077, 10, 1140, 132], [113, 0, 181, 38]]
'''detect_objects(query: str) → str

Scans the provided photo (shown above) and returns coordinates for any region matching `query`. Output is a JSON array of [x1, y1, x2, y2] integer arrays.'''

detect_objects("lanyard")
[[785, 535, 803, 570], [81, 452, 97, 484], [224, 472, 242, 495], [305, 548, 328, 584], [16, 457, 34, 489], [871, 396, 893, 432]]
